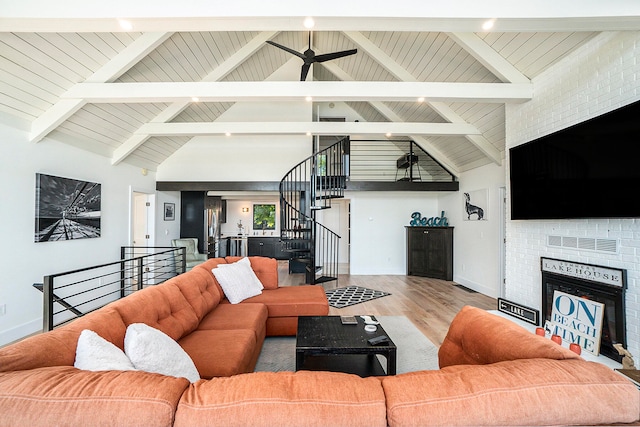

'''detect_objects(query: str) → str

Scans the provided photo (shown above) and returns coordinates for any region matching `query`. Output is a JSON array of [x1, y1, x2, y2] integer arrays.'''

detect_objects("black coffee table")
[[295, 316, 397, 377]]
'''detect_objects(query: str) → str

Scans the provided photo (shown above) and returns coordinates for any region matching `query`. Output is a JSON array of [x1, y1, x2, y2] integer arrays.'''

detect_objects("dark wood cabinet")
[[406, 226, 453, 280], [247, 237, 288, 260]]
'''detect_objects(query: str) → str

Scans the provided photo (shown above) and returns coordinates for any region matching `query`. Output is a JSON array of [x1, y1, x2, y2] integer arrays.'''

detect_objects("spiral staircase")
[[279, 137, 349, 285]]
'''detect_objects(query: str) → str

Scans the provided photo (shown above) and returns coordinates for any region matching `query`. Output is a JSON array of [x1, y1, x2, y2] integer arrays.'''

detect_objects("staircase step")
[[283, 248, 311, 253], [315, 195, 342, 200], [314, 276, 337, 284]]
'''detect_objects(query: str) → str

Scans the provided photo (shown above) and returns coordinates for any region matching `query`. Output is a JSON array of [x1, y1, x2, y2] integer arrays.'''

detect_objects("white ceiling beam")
[[63, 81, 532, 103], [111, 30, 278, 165], [4, 17, 638, 33], [323, 61, 460, 176], [344, 31, 503, 166], [2, 2, 639, 32], [446, 32, 530, 83], [137, 121, 479, 136], [29, 31, 172, 143]]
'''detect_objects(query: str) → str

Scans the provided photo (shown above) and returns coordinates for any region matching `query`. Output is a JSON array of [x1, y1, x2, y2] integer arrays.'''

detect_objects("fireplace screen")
[[541, 258, 626, 362]]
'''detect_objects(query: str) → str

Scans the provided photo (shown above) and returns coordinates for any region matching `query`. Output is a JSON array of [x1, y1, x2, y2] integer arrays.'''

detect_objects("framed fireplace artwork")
[[463, 189, 487, 221], [34, 173, 101, 242], [541, 257, 626, 362]]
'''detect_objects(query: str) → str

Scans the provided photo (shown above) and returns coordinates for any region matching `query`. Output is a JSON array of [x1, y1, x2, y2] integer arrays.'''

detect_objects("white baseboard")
[[0, 318, 42, 347], [454, 276, 499, 299]]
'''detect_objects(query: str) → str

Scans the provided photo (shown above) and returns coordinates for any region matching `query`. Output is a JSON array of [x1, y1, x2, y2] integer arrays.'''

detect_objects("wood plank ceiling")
[[1, 5, 634, 176]]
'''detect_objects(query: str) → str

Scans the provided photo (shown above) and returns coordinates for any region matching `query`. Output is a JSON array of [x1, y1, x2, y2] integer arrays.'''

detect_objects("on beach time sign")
[[544, 290, 605, 356]]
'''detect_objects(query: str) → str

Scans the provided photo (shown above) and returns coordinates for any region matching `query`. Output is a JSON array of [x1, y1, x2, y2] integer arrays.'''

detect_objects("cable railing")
[[34, 246, 186, 331], [348, 139, 456, 182]]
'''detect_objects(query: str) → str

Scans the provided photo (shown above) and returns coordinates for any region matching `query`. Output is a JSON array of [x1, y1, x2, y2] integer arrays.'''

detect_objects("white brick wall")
[[505, 31, 640, 362]]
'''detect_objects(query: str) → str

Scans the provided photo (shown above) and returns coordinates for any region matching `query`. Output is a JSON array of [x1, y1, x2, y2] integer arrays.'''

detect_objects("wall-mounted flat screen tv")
[[510, 99, 640, 220]]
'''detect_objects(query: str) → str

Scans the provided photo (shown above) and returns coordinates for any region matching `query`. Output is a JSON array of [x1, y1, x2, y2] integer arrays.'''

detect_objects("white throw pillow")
[[124, 323, 200, 383], [212, 257, 264, 304], [74, 329, 136, 371]]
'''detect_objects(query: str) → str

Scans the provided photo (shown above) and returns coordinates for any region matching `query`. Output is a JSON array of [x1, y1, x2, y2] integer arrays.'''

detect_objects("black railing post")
[[137, 257, 144, 290], [43, 275, 54, 332], [120, 246, 126, 298], [180, 247, 186, 274]]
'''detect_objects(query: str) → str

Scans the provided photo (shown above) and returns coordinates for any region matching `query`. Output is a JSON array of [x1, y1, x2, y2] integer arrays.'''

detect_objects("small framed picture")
[[164, 202, 175, 221]]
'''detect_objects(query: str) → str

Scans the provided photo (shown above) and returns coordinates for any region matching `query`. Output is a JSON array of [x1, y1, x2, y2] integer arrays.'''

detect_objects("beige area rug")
[[254, 316, 440, 374]]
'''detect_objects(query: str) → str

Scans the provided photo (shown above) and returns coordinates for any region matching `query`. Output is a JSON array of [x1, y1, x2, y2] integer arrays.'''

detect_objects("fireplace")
[[541, 258, 626, 362]]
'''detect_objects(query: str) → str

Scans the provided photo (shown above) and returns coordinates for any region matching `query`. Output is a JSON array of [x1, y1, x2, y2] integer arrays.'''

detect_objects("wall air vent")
[[547, 235, 619, 254]]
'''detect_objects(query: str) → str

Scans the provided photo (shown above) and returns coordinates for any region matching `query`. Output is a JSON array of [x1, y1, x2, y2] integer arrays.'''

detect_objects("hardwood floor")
[[277, 261, 497, 347]]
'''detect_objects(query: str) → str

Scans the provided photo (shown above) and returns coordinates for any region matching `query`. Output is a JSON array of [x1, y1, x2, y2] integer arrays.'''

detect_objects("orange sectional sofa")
[[0, 258, 638, 427]]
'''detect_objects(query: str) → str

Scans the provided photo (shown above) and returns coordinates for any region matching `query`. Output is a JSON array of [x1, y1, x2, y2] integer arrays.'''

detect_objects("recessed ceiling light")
[[482, 19, 495, 31], [225, 132, 231, 137], [303, 17, 315, 29], [118, 19, 133, 31], [305, 96, 313, 102], [306, 132, 312, 136], [386, 132, 392, 137], [417, 97, 425, 103], [191, 97, 199, 102]]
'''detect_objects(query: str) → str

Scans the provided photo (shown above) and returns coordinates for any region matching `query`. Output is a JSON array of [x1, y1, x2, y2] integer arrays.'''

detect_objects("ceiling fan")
[[266, 32, 357, 81]]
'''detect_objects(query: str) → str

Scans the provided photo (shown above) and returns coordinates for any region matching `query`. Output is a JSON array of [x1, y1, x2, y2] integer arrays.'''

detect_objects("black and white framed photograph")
[[34, 173, 101, 242], [164, 202, 175, 221], [463, 189, 488, 221]]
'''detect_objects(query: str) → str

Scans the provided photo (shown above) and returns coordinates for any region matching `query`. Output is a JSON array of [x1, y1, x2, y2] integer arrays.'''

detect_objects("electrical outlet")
[[0, 304, 6, 316]]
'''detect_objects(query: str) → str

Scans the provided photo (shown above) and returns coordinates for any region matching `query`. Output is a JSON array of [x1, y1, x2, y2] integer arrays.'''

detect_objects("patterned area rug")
[[255, 316, 440, 374], [325, 286, 391, 309]]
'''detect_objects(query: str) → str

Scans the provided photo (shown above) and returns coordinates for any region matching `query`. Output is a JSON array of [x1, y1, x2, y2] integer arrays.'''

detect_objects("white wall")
[[440, 162, 506, 297], [155, 191, 181, 248], [505, 31, 640, 361], [0, 123, 156, 345], [348, 192, 441, 275]]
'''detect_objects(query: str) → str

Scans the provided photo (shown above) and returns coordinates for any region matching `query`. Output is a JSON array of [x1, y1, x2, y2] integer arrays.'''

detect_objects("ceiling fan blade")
[[266, 40, 306, 60], [300, 63, 311, 81], [314, 49, 358, 63]]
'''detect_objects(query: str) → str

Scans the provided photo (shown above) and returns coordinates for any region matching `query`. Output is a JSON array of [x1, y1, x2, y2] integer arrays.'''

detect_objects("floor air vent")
[[547, 235, 619, 254]]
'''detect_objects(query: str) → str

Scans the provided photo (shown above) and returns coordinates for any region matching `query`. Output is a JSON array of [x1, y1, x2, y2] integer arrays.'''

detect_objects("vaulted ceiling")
[[1, 3, 638, 176]]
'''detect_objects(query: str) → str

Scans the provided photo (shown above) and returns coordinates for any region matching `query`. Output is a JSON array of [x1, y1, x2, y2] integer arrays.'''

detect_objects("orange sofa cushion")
[[0, 366, 188, 427], [174, 371, 387, 427], [0, 306, 128, 372], [111, 282, 200, 341], [168, 266, 221, 321], [198, 303, 268, 340], [225, 256, 279, 289], [223, 286, 329, 318], [194, 257, 229, 297], [438, 305, 579, 368], [178, 329, 259, 379], [382, 358, 640, 426]]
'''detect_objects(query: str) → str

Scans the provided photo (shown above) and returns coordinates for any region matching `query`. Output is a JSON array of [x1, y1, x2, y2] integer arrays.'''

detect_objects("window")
[[253, 204, 276, 230]]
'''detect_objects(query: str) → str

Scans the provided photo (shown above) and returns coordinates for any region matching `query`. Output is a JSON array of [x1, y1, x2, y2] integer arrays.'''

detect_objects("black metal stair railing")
[[34, 246, 186, 331], [280, 137, 349, 285]]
